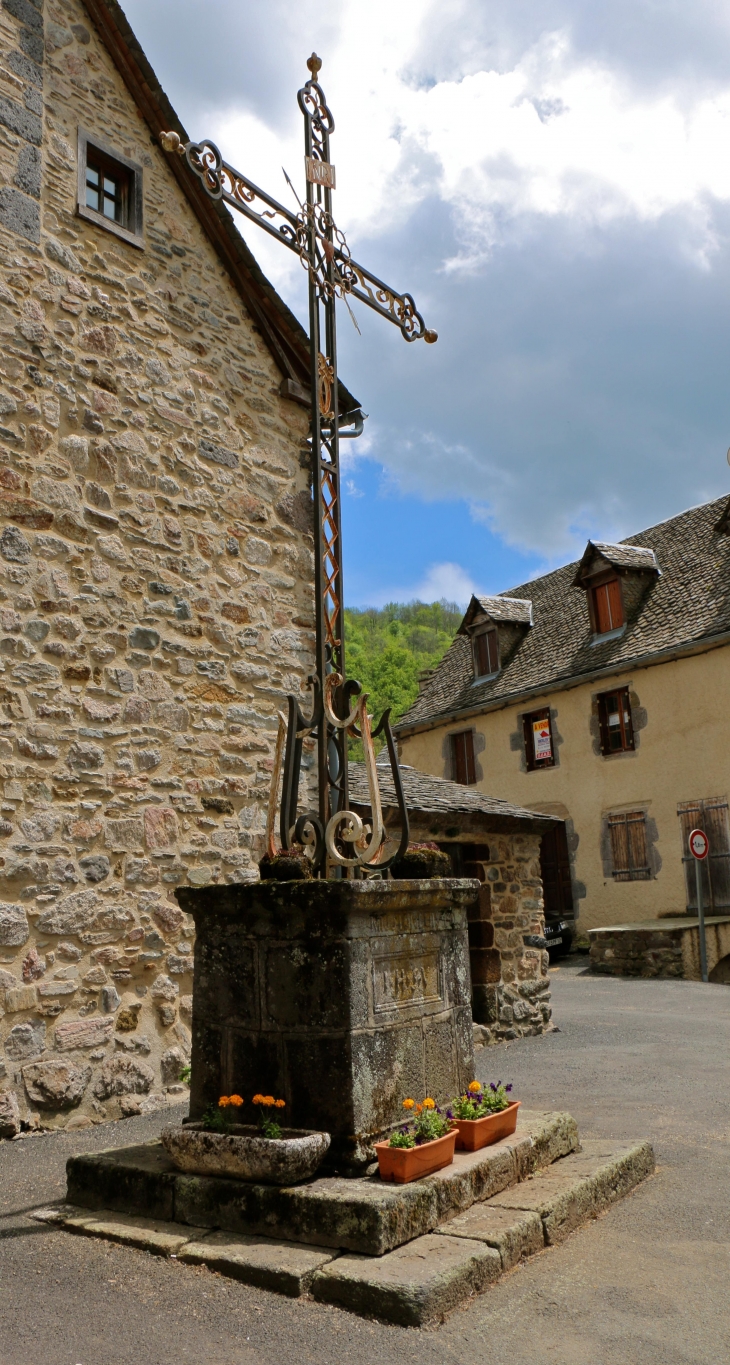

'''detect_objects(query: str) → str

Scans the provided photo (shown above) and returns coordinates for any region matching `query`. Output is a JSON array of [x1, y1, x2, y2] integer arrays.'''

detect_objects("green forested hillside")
[[343, 601, 462, 743]]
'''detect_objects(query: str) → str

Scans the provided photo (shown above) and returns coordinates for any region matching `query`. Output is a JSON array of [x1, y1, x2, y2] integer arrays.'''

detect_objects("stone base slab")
[[65, 1108, 578, 1257], [310, 1233, 502, 1326], [44, 1131, 654, 1325]]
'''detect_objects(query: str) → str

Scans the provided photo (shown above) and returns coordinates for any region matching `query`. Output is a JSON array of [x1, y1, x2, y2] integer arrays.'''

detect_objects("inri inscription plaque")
[[373, 949, 444, 1013]]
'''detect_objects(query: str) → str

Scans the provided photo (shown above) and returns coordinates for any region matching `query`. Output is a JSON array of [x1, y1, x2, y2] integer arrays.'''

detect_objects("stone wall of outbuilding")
[[0, 0, 314, 1137], [458, 834, 553, 1046]]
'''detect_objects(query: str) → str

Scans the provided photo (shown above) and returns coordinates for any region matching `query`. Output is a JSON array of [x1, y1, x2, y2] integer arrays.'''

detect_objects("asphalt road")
[[2, 959, 729, 1365]]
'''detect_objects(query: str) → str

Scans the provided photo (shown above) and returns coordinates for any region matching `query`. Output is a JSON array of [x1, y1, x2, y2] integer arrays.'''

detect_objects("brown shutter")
[[626, 811, 649, 877], [486, 629, 499, 673], [464, 730, 476, 785], [452, 731, 476, 786], [608, 811, 649, 880], [680, 798, 730, 911], [608, 813, 630, 878], [593, 584, 610, 633], [704, 800, 730, 908], [474, 633, 488, 677], [677, 800, 703, 909], [523, 712, 535, 770], [621, 688, 635, 750], [607, 577, 624, 629], [597, 693, 610, 755]]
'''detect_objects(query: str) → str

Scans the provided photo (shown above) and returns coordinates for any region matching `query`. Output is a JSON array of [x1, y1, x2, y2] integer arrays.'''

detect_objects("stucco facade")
[[400, 642, 730, 933], [397, 495, 730, 939], [0, 0, 318, 1136]]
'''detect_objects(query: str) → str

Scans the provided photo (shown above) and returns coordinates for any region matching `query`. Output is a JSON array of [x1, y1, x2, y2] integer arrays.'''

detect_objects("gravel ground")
[[1, 958, 729, 1365]]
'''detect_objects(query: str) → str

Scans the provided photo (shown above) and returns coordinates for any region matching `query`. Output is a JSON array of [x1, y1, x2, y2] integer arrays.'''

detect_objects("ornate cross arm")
[[159, 131, 437, 345]]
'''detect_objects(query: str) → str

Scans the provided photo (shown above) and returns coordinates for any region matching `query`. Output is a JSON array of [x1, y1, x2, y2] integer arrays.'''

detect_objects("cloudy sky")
[[124, 0, 730, 607]]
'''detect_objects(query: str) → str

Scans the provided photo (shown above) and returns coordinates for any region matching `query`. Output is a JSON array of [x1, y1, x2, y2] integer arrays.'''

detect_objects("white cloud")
[[363, 560, 477, 609], [125, 0, 730, 564]]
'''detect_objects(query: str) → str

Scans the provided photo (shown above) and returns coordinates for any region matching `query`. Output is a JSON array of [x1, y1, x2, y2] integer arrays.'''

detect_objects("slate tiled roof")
[[349, 762, 555, 833], [572, 540, 660, 585], [397, 495, 730, 733], [464, 595, 533, 627]]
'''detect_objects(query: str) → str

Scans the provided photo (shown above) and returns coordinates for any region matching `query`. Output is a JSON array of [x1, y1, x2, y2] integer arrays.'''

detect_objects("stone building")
[[0, 0, 336, 1135], [349, 761, 555, 1044], [395, 496, 730, 950]]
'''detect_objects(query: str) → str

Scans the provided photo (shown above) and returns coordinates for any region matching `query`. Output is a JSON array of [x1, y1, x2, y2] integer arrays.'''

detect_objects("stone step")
[[34, 1206, 339, 1297], [65, 1108, 578, 1257], [310, 1139, 655, 1323], [43, 1131, 655, 1324]]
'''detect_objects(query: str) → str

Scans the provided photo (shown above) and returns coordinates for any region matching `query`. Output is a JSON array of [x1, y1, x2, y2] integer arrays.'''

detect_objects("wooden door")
[[540, 823, 574, 919]]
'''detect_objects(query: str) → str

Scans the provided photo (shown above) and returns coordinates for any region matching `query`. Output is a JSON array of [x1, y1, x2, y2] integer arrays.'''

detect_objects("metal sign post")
[[160, 54, 437, 876], [689, 828, 710, 982]]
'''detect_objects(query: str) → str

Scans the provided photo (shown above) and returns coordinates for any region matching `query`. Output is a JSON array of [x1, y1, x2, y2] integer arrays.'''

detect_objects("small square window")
[[523, 708, 555, 771], [473, 628, 499, 679], [597, 687, 634, 755], [77, 128, 144, 248]]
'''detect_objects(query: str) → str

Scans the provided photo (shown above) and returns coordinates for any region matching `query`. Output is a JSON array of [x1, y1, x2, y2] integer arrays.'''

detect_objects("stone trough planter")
[[161, 1124, 331, 1185]]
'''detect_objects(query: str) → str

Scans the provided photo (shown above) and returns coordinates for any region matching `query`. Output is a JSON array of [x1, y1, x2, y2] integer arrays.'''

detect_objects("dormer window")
[[573, 540, 660, 640], [590, 574, 624, 636], [473, 628, 499, 679], [458, 593, 533, 682]]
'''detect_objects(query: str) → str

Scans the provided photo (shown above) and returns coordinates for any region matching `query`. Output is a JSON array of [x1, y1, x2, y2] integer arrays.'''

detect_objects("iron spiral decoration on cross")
[[160, 53, 437, 876]]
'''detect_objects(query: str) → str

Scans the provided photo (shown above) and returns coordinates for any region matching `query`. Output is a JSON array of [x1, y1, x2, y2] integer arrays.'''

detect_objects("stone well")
[[176, 877, 479, 1171]]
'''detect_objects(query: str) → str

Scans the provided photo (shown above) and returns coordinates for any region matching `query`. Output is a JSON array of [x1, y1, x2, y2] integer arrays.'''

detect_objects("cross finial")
[[307, 52, 322, 82]]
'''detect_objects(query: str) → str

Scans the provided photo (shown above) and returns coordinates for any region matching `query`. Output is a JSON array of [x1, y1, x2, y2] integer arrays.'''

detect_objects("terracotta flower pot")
[[453, 1100, 521, 1151], [375, 1129, 457, 1183]]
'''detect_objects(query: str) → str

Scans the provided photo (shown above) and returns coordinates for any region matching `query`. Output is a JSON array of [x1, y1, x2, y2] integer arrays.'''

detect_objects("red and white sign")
[[533, 718, 552, 760], [689, 829, 709, 860]]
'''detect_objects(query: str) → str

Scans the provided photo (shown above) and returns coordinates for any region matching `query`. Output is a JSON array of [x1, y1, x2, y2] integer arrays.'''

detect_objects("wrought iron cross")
[[161, 53, 436, 876]]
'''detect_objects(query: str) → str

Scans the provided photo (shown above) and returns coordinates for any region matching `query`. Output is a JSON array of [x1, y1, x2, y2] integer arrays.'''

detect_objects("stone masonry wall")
[[0, 0, 314, 1138], [460, 834, 552, 1046]]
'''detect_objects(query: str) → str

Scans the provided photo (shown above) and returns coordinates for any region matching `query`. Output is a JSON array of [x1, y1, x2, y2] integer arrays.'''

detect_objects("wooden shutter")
[[606, 577, 624, 628], [474, 629, 499, 677], [452, 730, 476, 786], [678, 798, 730, 911], [608, 811, 650, 880], [597, 693, 610, 754], [540, 823, 574, 918], [592, 577, 624, 634]]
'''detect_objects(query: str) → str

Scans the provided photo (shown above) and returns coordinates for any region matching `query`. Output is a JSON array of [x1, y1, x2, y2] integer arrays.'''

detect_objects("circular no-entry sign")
[[689, 828, 710, 860]]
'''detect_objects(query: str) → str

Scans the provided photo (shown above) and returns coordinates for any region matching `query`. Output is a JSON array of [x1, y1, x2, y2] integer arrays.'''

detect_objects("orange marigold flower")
[[229, 1094, 244, 1107], [274, 1098, 286, 1108], [468, 1081, 482, 1093], [402, 1098, 415, 1110], [422, 1097, 436, 1109], [415, 1103, 423, 1113], [263, 1095, 275, 1107], [252, 1094, 264, 1105], [218, 1096, 231, 1108]]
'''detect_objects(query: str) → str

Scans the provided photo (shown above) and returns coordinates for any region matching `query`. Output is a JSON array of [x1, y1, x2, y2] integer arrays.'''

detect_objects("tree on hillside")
[[343, 600, 462, 757]]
